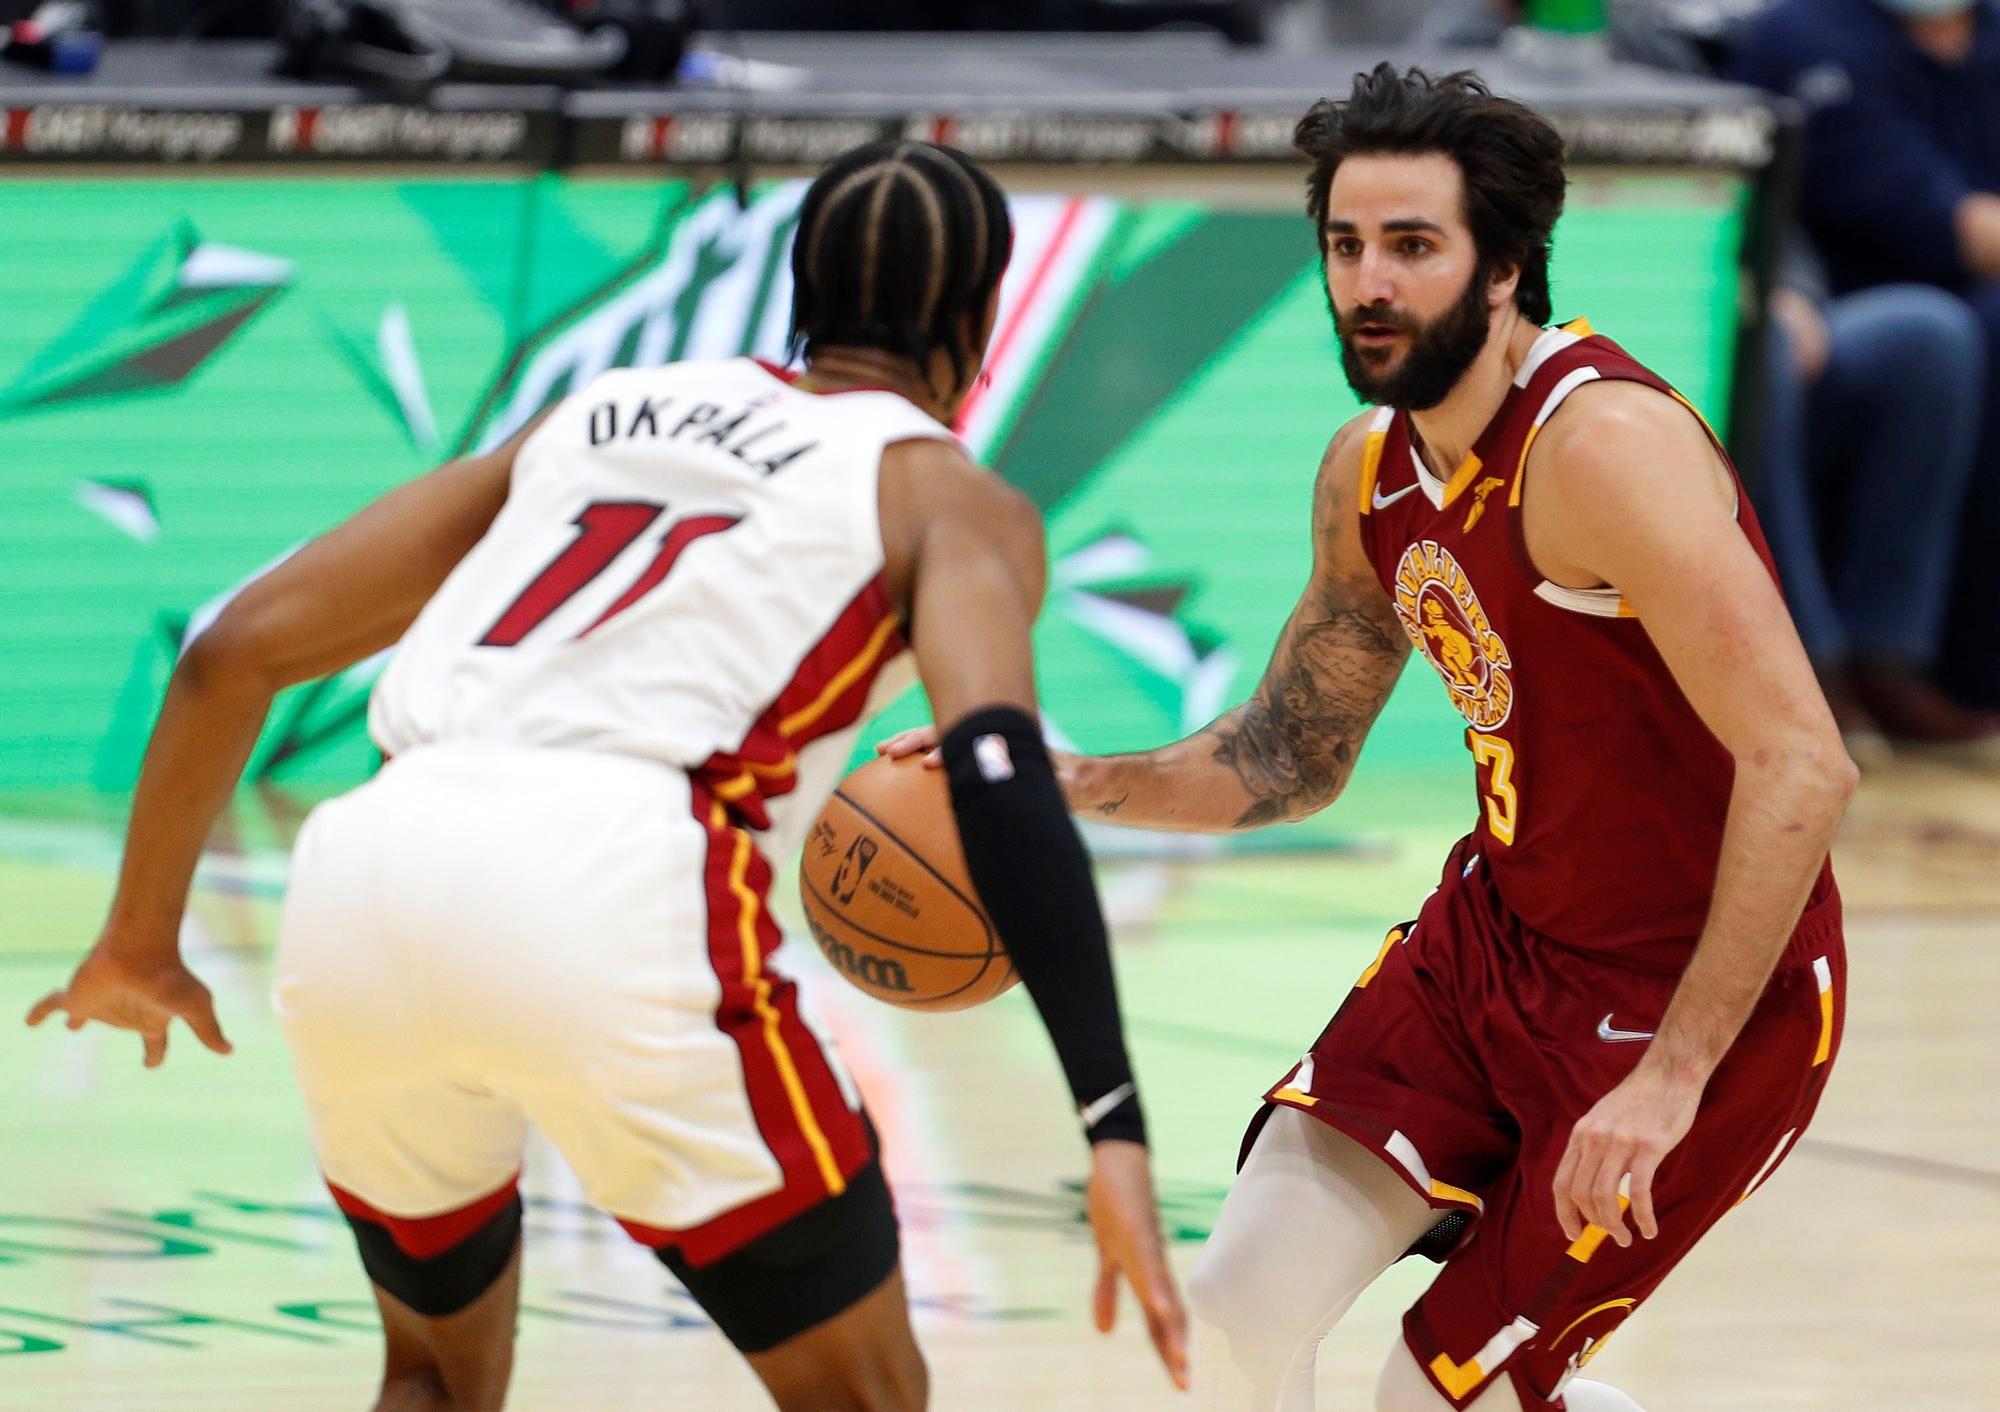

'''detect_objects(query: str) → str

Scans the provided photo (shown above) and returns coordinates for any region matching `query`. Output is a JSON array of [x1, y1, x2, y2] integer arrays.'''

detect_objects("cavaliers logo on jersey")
[[1393, 540, 1514, 730]]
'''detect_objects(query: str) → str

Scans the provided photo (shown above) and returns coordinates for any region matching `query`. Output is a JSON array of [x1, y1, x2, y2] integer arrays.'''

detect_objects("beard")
[[1334, 260, 1495, 412]]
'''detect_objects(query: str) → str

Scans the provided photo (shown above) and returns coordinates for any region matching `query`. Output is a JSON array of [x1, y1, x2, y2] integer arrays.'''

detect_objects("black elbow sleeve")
[[941, 706, 1145, 1146]]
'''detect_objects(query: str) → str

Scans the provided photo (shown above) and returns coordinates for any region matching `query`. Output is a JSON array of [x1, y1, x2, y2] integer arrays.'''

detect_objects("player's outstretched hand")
[[1552, 1060, 1701, 1248], [876, 725, 943, 766], [25, 942, 233, 1069], [875, 726, 1086, 807], [1085, 1138, 1190, 1391]]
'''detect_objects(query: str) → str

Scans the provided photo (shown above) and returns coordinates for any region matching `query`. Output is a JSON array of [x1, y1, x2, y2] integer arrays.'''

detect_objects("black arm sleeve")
[[941, 706, 1146, 1147]]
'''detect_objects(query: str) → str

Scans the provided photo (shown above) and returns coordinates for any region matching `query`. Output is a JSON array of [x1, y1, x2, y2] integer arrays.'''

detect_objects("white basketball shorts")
[[274, 739, 873, 1266]]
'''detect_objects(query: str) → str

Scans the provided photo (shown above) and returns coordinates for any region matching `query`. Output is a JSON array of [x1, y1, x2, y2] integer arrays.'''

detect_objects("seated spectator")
[[1756, 240, 1997, 762], [1729, 0, 2000, 720]]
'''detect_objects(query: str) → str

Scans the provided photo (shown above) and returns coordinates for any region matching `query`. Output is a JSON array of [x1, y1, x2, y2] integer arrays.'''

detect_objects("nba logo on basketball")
[[833, 835, 878, 905]]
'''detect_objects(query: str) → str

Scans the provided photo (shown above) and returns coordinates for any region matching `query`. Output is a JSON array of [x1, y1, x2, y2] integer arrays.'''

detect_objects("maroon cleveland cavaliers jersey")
[[1356, 319, 1838, 971]]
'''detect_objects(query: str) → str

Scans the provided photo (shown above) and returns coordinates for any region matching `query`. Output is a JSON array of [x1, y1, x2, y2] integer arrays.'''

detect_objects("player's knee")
[[1187, 1234, 1306, 1363], [1185, 1236, 1248, 1334]]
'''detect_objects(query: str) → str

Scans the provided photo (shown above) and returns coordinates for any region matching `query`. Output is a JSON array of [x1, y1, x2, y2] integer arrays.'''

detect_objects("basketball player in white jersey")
[[27, 142, 1188, 1411]]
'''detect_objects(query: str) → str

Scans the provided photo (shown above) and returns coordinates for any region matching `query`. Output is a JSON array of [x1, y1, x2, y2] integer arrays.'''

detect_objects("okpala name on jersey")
[[585, 391, 821, 476]]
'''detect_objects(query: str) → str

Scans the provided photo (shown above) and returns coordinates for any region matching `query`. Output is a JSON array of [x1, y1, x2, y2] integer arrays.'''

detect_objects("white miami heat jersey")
[[371, 356, 955, 857]]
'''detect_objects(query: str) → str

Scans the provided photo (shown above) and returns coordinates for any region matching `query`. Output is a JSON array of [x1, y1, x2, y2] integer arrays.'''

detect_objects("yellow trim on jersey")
[[779, 614, 903, 739], [1507, 316, 1595, 509], [1354, 926, 1405, 989], [1551, 1299, 1636, 1350], [1565, 1194, 1632, 1263], [1429, 1179, 1484, 1211], [1507, 420, 1543, 508], [1439, 450, 1486, 510], [1814, 955, 1835, 1066], [716, 801, 847, 1198], [1667, 387, 1721, 443], [1357, 428, 1389, 516], [1271, 1086, 1320, 1109], [1429, 1352, 1487, 1401]]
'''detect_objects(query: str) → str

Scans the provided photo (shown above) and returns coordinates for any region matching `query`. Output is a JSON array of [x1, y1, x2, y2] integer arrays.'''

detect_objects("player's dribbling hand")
[[25, 942, 233, 1069], [875, 725, 944, 766], [1552, 1061, 1701, 1249], [1086, 1139, 1191, 1391], [875, 726, 1086, 807]]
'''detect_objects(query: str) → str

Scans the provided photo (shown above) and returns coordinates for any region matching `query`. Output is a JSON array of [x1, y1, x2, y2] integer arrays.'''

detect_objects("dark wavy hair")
[[789, 140, 1013, 396], [1295, 63, 1568, 325]]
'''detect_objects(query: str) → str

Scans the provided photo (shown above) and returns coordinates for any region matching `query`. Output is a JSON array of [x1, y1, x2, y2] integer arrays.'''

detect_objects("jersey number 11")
[[478, 500, 741, 647]]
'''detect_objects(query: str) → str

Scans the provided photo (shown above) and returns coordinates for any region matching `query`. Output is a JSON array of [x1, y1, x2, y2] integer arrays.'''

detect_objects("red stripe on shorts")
[[326, 1173, 520, 1261], [676, 784, 870, 1267]]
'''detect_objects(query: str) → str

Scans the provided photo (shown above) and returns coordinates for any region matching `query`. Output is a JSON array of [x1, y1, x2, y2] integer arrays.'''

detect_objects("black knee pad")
[[658, 1156, 900, 1355], [344, 1194, 523, 1318]]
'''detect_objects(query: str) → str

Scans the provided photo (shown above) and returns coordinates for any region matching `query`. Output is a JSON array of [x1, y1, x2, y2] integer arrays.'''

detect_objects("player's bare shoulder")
[[1310, 410, 1394, 602], [1318, 410, 1378, 511], [1528, 379, 1734, 512], [1522, 377, 1739, 590], [878, 438, 1043, 615]]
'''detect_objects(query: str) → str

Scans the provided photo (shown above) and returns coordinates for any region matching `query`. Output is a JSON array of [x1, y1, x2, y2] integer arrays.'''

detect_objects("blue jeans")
[[1939, 280, 2000, 708], [1758, 284, 1988, 668]]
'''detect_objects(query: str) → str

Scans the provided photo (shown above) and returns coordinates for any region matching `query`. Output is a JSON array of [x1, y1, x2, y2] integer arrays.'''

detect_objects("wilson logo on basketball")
[[1393, 539, 1514, 730], [805, 916, 916, 994]]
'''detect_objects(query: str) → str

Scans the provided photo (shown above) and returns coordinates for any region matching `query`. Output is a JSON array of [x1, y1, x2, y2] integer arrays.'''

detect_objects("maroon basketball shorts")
[[1253, 836, 1845, 1409]]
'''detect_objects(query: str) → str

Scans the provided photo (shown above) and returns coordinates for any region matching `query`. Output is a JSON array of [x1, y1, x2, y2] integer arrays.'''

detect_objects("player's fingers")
[[1142, 1301, 1192, 1389], [142, 1027, 167, 1069], [1093, 1255, 1120, 1335], [1135, 1272, 1191, 1390], [1590, 1152, 1630, 1247], [1551, 1137, 1585, 1241], [923, 748, 942, 769], [24, 991, 66, 1028], [180, 994, 233, 1057], [1628, 1153, 1662, 1241], [1568, 1142, 1614, 1240], [876, 728, 939, 758]]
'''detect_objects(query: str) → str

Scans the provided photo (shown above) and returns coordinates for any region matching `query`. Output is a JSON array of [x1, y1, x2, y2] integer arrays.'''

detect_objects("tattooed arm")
[[1061, 417, 1408, 832]]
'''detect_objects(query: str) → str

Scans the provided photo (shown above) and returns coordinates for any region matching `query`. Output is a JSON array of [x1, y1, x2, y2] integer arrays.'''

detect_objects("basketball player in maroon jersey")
[[891, 66, 1858, 1410]]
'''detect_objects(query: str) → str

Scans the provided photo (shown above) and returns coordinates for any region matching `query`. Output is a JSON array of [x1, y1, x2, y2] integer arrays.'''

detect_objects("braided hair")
[[789, 141, 1013, 396]]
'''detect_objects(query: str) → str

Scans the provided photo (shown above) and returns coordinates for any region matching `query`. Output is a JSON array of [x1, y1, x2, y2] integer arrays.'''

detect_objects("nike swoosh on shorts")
[[1596, 1013, 1657, 1043]]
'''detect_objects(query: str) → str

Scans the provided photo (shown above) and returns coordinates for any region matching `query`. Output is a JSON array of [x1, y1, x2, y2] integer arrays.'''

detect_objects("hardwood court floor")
[[1, 759, 1995, 1411]]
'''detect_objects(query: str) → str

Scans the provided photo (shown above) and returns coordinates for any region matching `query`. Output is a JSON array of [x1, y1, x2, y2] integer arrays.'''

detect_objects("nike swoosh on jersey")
[[1372, 480, 1420, 510], [1595, 1013, 1656, 1044]]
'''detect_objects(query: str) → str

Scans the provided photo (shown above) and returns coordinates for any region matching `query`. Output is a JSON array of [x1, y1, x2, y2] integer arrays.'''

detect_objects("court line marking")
[[1792, 1138, 2000, 1193]]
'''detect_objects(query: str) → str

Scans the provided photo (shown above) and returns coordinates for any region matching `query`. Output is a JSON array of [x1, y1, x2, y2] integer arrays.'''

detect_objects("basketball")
[[800, 754, 1017, 1012]]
